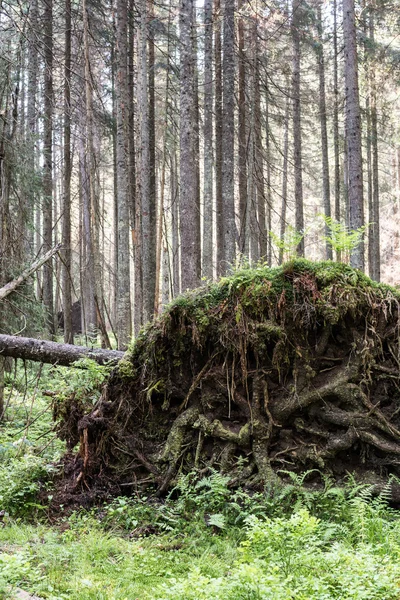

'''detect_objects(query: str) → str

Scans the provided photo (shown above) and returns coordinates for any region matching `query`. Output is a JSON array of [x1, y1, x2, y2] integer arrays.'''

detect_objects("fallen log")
[[0, 244, 62, 301], [0, 334, 124, 367]]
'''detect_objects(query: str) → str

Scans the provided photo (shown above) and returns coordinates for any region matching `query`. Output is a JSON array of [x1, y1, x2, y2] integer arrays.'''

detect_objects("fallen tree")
[[0, 244, 62, 301], [0, 334, 124, 366], [51, 259, 400, 501]]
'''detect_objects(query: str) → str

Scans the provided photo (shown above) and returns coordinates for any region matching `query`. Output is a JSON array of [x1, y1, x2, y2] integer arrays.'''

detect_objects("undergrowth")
[[2, 455, 400, 599]]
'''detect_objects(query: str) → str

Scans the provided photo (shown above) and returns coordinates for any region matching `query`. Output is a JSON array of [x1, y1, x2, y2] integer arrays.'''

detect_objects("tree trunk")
[[62, 0, 73, 344], [369, 11, 380, 281], [316, 1, 332, 260], [292, 0, 304, 257], [237, 0, 247, 254], [202, 0, 214, 280], [179, 0, 200, 289], [343, 0, 364, 271], [333, 0, 341, 261], [116, 0, 132, 347], [221, 0, 236, 270], [214, 0, 223, 276], [0, 334, 124, 367], [42, 0, 55, 333]]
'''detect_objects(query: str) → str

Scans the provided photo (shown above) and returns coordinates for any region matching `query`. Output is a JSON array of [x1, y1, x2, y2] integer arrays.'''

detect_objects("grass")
[[2, 363, 400, 599]]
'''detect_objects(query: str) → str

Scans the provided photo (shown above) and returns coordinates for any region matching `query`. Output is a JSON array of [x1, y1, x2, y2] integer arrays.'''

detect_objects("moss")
[[117, 260, 400, 393]]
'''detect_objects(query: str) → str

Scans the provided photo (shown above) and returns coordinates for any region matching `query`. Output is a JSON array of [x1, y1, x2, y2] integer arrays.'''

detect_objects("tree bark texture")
[[116, 0, 132, 347], [291, 0, 304, 256], [179, 0, 200, 289], [343, 0, 364, 271], [221, 0, 236, 270], [0, 334, 124, 367]]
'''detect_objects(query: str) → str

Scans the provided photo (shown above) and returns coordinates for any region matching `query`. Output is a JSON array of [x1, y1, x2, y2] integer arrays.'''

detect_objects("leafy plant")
[[270, 225, 305, 261], [320, 215, 369, 261]]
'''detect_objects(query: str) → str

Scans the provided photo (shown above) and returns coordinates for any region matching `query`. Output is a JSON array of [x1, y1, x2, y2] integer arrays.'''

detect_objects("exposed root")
[[54, 260, 400, 498]]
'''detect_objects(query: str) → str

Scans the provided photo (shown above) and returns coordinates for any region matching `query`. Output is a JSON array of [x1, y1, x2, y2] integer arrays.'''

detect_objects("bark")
[[0, 244, 61, 302], [42, 0, 55, 333], [291, 0, 304, 256], [214, 0, 223, 276], [343, 0, 364, 271], [221, 0, 236, 270], [148, 0, 157, 310], [279, 96, 290, 265], [333, 0, 341, 261], [116, 0, 132, 346], [237, 0, 247, 254], [202, 0, 214, 280], [316, 1, 332, 260], [368, 12, 380, 281], [62, 0, 73, 344], [179, 0, 200, 289], [138, 0, 155, 320], [0, 334, 124, 367]]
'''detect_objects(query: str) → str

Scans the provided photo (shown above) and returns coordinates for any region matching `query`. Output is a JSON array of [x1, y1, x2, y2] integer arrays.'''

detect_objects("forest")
[[1, 0, 400, 597]]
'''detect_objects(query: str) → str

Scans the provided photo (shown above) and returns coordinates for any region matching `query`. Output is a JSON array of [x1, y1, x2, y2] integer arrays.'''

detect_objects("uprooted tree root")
[[58, 260, 400, 500]]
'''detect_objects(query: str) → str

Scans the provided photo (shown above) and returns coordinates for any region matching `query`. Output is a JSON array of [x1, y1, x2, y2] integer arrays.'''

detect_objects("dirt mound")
[[60, 260, 400, 496]]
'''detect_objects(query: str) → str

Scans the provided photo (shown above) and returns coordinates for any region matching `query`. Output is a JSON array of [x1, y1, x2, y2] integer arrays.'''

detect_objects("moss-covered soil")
[[56, 260, 400, 502]]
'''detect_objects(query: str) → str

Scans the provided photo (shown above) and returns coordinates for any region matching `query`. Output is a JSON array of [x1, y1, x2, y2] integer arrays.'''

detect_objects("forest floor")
[[1, 368, 400, 599]]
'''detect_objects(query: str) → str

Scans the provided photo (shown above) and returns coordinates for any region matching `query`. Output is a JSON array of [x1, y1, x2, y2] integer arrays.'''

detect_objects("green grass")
[[2, 364, 400, 599]]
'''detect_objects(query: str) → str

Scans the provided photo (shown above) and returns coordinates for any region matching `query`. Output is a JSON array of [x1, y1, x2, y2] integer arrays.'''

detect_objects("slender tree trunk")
[[148, 0, 157, 307], [26, 0, 38, 254], [214, 0, 223, 276], [291, 0, 304, 256], [62, 0, 73, 344], [316, 1, 332, 259], [43, 0, 55, 333], [237, 0, 247, 254], [179, 0, 200, 289], [116, 0, 132, 347], [333, 0, 341, 261], [279, 96, 290, 265], [221, 0, 236, 270], [343, 0, 364, 271], [369, 12, 380, 281], [202, 0, 214, 280], [254, 19, 266, 261]]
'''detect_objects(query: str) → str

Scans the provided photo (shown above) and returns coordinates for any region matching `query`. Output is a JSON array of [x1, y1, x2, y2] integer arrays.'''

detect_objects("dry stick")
[[0, 243, 62, 301]]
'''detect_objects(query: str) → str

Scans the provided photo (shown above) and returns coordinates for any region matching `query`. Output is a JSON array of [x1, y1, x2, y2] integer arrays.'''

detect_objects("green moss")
[[117, 260, 400, 390]]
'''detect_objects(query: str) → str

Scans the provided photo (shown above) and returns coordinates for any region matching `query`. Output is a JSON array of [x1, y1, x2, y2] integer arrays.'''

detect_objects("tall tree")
[[42, 0, 55, 333], [343, 0, 364, 270], [179, 0, 200, 289], [214, 0, 223, 275], [62, 0, 73, 343], [315, 1, 332, 259], [368, 10, 380, 281], [221, 0, 236, 270], [116, 0, 132, 347], [202, 0, 214, 279], [291, 0, 304, 256]]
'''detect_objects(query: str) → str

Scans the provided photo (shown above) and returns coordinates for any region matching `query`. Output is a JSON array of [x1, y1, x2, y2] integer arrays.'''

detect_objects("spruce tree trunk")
[[62, 0, 73, 344], [116, 0, 132, 347], [179, 0, 200, 289], [343, 0, 364, 271], [369, 12, 380, 281], [202, 0, 214, 280], [237, 0, 247, 255], [221, 0, 236, 270], [43, 0, 55, 333], [316, 2, 332, 260], [214, 0, 223, 276], [291, 0, 304, 257], [333, 0, 341, 261]]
